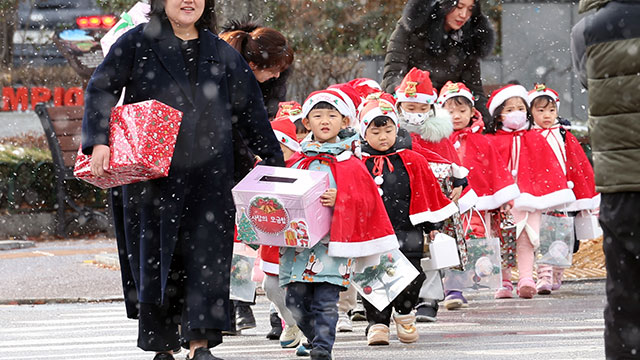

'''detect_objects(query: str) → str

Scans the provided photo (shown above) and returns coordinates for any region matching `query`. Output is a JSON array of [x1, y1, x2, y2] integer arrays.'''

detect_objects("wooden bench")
[[35, 104, 110, 237]]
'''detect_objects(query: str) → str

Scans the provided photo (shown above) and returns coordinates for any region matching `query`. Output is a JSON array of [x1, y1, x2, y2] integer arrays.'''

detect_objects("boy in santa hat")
[[438, 81, 521, 309], [484, 84, 575, 299], [359, 94, 458, 345], [280, 89, 399, 360], [527, 84, 599, 294], [258, 117, 304, 348]]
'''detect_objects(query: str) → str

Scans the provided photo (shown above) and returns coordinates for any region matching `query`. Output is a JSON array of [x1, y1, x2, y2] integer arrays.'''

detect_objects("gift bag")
[[420, 233, 460, 270], [575, 210, 603, 241], [74, 100, 182, 189], [100, 2, 150, 56], [536, 214, 575, 268], [445, 237, 502, 291], [230, 244, 257, 302], [491, 211, 517, 269], [418, 270, 445, 301], [352, 249, 420, 311]]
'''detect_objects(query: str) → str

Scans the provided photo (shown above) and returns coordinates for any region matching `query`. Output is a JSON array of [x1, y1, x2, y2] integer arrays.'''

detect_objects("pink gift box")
[[232, 165, 331, 248], [74, 100, 182, 189]]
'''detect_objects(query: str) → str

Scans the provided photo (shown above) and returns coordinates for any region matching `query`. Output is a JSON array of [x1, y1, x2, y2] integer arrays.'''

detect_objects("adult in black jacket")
[[381, 0, 495, 120], [82, 1, 284, 359]]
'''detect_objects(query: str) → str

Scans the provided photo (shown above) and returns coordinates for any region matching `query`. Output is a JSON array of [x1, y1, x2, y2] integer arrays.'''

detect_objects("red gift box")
[[74, 100, 183, 189]]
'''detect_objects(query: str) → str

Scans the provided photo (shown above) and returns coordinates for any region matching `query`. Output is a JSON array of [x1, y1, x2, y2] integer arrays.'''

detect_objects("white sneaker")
[[280, 325, 302, 348], [336, 311, 353, 332]]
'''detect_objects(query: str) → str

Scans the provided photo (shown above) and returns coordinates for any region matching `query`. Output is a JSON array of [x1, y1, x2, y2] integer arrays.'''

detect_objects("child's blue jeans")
[[285, 282, 342, 355]]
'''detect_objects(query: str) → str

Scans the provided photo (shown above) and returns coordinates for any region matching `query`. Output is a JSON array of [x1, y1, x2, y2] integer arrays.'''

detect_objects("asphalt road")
[[0, 112, 44, 139]]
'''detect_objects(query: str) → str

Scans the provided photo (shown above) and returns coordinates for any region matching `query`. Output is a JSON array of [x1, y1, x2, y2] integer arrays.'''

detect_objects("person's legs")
[[285, 282, 315, 344], [337, 285, 356, 332], [137, 302, 181, 353], [263, 275, 297, 326], [600, 192, 640, 359], [362, 297, 391, 345], [511, 209, 539, 299], [495, 267, 514, 299], [536, 264, 553, 295], [310, 283, 341, 357]]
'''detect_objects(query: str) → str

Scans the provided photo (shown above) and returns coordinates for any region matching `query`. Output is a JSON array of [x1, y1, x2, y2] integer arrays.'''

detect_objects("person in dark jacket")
[[571, 1, 640, 358], [381, 0, 495, 121], [82, 1, 284, 359]]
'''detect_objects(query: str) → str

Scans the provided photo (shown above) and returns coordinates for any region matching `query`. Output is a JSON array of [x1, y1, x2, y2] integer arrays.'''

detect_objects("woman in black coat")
[[82, 1, 284, 359], [381, 0, 495, 120]]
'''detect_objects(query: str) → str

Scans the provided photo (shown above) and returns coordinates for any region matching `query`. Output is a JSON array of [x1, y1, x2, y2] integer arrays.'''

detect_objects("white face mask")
[[502, 111, 528, 130], [401, 111, 428, 126]]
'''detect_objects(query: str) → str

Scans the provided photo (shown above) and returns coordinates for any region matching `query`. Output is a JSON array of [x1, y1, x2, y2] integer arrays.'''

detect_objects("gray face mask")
[[399, 108, 436, 133]]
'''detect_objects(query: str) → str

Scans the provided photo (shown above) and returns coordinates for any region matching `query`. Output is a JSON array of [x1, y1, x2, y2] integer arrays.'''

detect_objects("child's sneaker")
[[415, 300, 438, 322], [393, 313, 419, 343], [517, 277, 536, 299], [310, 348, 332, 360], [536, 276, 553, 295], [336, 311, 353, 332], [443, 290, 469, 310], [266, 312, 283, 340], [296, 342, 312, 356], [494, 281, 514, 299], [552, 268, 565, 290], [367, 324, 390, 346], [280, 325, 302, 348]]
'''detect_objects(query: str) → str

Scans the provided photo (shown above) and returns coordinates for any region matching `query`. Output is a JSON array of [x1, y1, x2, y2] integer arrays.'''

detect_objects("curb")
[[0, 240, 36, 251], [0, 295, 124, 305], [94, 254, 120, 269]]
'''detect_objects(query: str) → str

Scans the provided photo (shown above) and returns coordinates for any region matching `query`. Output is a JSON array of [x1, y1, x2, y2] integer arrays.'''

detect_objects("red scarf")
[[288, 152, 399, 258], [364, 149, 459, 224]]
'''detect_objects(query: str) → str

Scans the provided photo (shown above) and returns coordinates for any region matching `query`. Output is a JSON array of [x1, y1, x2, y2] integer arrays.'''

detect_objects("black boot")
[[266, 311, 283, 340], [236, 303, 257, 330], [222, 301, 238, 336]]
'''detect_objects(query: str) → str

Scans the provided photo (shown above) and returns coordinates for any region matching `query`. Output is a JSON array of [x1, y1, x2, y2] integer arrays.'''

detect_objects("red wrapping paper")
[[74, 100, 183, 189]]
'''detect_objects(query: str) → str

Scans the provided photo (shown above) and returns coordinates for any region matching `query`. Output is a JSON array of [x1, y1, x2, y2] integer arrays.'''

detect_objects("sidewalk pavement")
[[0, 236, 606, 305]]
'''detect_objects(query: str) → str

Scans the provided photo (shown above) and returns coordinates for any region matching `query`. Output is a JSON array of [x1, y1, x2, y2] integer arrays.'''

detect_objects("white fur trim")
[[259, 259, 279, 275], [528, 89, 560, 111], [302, 92, 351, 119], [475, 183, 521, 211], [451, 163, 469, 179], [409, 201, 459, 225], [273, 130, 302, 152], [327, 234, 399, 258], [437, 89, 475, 106], [360, 105, 399, 135], [457, 188, 479, 214], [335, 150, 352, 162], [396, 90, 437, 105], [561, 193, 601, 212], [329, 88, 357, 119], [418, 107, 454, 142], [488, 85, 528, 116], [513, 188, 576, 212]]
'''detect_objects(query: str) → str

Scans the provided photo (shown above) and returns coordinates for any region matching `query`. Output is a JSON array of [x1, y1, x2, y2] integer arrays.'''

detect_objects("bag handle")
[[462, 207, 489, 237]]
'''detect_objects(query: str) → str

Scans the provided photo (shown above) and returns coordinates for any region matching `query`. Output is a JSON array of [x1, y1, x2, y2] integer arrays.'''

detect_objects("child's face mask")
[[501, 111, 528, 130], [402, 111, 428, 126]]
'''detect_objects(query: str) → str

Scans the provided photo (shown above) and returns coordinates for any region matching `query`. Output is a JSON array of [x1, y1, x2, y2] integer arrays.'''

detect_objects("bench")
[[35, 104, 110, 237]]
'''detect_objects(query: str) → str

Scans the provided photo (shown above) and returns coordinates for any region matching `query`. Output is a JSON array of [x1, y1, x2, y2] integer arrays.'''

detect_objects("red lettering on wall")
[[64, 87, 84, 106], [53, 87, 65, 107], [30, 87, 52, 110], [2, 87, 29, 111]]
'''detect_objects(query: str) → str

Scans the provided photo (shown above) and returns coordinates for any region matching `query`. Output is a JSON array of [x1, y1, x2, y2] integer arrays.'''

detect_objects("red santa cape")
[[487, 129, 576, 211], [363, 148, 459, 224], [535, 126, 600, 211], [258, 245, 279, 277], [449, 112, 521, 211], [411, 132, 462, 165], [288, 151, 399, 258]]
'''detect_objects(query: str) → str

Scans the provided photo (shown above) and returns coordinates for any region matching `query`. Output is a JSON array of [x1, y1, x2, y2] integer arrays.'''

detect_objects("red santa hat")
[[302, 89, 352, 119], [275, 101, 303, 123], [436, 81, 475, 106], [327, 83, 363, 129], [486, 84, 529, 116], [271, 118, 301, 152], [395, 67, 438, 105], [527, 83, 560, 110], [347, 78, 383, 99], [358, 94, 398, 135]]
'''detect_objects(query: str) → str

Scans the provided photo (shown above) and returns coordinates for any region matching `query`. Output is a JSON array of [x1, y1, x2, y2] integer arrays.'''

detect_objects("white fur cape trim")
[[457, 188, 479, 214], [560, 194, 601, 212], [418, 106, 453, 142], [475, 183, 521, 211], [409, 201, 459, 225], [513, 188, 576, 212], [259, 259, 279, 275], [328, 234, 399, 259]]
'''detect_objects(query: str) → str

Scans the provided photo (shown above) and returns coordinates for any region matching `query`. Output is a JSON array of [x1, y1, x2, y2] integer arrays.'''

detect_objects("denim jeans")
[[285, 282, 342, 355]]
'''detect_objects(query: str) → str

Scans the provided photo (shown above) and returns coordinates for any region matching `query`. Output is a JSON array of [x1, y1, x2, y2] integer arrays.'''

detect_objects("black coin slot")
[[259, 175, 297, 184]]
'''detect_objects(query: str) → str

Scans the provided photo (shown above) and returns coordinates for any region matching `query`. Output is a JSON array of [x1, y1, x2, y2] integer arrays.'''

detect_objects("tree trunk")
[[0, 1, 18, 70]]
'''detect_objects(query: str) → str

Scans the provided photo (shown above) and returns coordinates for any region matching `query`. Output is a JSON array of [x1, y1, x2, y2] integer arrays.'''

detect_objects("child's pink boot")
[[536, 265, 553, 295], [552, 268, 565, 290], [494, 280, 514, 299], [517, 278, 536, 299]]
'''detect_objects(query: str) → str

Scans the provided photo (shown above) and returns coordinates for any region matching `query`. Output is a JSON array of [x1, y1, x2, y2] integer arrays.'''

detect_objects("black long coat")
[[381, 0, 495, 120], [81, 18, 284, 329]]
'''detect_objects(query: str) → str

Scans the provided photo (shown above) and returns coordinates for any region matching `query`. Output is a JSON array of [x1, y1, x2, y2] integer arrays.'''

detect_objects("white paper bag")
[[100, 2, 150, 56], [575, 211, 603, 241], [418, 270, 445, 301], [421, 233, 460, 270]]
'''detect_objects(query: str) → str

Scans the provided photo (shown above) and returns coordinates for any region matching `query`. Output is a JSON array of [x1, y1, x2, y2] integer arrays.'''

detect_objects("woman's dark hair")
[[148, 0, 217, 33], [220, 20, 293, 72], [437, 0, 483, 24], [530, 95, 557, 110], [484, 97, 533, 134]]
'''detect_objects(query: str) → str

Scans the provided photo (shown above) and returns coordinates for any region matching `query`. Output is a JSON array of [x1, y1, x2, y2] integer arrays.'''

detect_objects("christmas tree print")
[[353, 253, 398, 298], [237, 212, 258, 244]]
